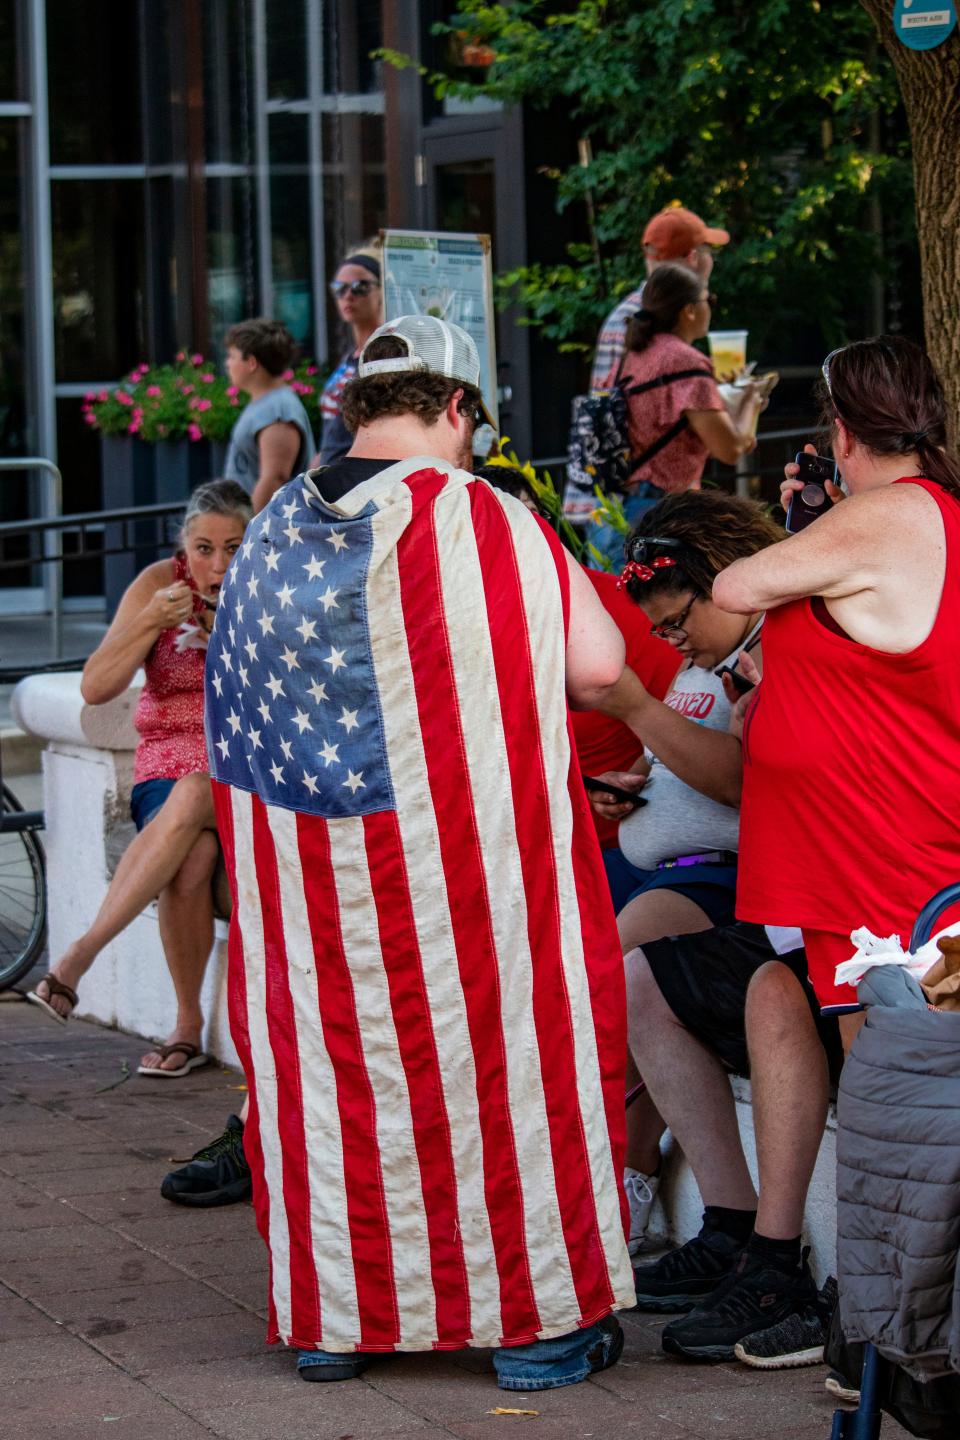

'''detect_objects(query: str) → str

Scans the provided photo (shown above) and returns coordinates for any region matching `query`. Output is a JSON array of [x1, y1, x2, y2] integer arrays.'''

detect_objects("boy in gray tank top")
[[223, 318, 315, 512]]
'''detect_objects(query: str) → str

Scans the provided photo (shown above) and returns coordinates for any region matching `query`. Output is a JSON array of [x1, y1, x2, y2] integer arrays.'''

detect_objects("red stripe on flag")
[[296, 812, 401, 1349], [397, 482, 539, 1343], [470, 485, 619, 1317], [211, 780, 279, 1343], [249, 797, 322, 1345], [362, 810, 471, 1347]]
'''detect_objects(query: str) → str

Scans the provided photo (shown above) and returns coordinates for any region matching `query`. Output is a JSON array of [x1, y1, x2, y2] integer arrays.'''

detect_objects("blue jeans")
[[586, 483, 664, 570], [493, 1317, 619, 1391]]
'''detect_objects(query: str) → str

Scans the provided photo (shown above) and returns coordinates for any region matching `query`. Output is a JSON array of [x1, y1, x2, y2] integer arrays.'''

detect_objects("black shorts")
[[644, 921, 844, 1084]]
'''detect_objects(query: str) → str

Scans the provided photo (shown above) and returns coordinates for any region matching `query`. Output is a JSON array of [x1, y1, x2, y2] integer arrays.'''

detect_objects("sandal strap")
[[41, 973, 78, 1007], [153, 1041, 201, 1062]]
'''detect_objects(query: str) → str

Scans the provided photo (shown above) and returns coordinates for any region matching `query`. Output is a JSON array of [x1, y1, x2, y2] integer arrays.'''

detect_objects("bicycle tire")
[[0, 783, 47, 990]]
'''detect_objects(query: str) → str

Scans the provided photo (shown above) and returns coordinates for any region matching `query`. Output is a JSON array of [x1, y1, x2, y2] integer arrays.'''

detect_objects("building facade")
[[3, 0, 581, 611]]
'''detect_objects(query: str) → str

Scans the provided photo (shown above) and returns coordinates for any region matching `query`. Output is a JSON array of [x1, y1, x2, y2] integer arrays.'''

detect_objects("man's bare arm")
[[250, 421, 303, 512]]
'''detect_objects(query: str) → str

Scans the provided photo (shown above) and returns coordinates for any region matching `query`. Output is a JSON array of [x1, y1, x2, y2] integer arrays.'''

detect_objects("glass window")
[[266, 0, 307, 100], [0, 120, 26, 472], [207, 175, 258, 354], [51, 180, 147, 382], [0, 0, 21, 100], [46, 0, 143, 164], [436, 158, 496, 235], [321, 113, 385, 349], [56, 398, 103, 597], [269, 113, 312, 347], [202, 0, 255, 166], [323, 0, 382, 95]]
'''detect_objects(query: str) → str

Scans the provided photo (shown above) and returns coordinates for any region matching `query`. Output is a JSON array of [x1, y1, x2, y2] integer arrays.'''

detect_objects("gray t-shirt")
[[223, 387, 315, 494]]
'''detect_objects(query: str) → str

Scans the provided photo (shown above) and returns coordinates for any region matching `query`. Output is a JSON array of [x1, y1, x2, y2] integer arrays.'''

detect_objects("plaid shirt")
[[589, 285, 646, 390]]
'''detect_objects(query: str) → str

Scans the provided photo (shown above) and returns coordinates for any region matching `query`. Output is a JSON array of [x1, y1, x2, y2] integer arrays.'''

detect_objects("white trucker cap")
[[358, 314, 495, 427]]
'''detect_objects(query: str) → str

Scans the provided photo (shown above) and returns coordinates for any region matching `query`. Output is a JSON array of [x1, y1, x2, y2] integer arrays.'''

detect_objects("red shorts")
[[801, 929, 867, 1013]]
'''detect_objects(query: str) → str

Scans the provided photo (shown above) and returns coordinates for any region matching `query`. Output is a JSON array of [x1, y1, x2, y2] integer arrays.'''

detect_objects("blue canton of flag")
[[204, 477, 395, 818]]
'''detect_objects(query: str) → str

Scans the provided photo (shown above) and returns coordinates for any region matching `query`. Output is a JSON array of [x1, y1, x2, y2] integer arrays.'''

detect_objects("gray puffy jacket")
[[836, 1006, 960, 1380]]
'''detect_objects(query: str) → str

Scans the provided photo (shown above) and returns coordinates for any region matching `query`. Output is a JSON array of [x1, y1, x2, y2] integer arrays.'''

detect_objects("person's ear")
[[447, 387, 466, 428]]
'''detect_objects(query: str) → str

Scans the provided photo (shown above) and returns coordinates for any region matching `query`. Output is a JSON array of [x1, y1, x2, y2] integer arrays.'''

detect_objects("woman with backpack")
[[588, 263, 765, 565]]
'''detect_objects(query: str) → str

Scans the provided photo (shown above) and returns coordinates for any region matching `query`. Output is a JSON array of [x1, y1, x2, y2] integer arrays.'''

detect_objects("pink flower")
[[187, 423, 202, 442], [230, 396, 239, 406], [282, 369, 294, 381], [200, 372, 214, 383], [128, 420, 141, 434], [84, 412, 98, 426], [176, 350, 186, 362], [146, 385, 162, 397], [84, 391, 95, 403], [196, 398, 212, 411], [181, 383, 194, 395], [115, 390, 133, 406], [306, 365, 319, 376], [191, 353, 204, 365], [98, 390, 108, 402], [226, 385, 239, 397]]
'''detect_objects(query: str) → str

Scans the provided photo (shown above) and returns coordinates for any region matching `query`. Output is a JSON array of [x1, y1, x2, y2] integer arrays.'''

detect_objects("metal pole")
[[252, 0, 273, 316], [307, 0, 328, 366]]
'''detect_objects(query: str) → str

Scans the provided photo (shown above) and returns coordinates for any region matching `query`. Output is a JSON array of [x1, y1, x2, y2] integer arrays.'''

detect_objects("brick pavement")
[[0, 994, 909, 1440]]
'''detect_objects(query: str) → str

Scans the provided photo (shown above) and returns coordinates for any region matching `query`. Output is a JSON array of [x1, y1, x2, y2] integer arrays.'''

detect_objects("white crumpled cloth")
[[834, 921, 960, 988]]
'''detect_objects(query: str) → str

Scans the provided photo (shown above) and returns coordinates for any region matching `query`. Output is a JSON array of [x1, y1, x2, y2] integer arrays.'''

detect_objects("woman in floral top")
[[28, 481, 252, 1076]]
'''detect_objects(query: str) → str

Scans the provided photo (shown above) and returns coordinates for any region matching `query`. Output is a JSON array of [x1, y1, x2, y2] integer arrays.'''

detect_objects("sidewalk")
[[0, 995, 907, 1440]]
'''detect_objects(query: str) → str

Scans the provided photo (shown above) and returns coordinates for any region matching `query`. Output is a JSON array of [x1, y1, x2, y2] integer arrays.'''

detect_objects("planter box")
[[101, 435, 228, 615]]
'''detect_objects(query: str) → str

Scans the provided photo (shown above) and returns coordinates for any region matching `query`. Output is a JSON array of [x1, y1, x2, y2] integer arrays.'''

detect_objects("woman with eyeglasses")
[[589, 262, 766, 567], [317, 243, 385, 465], [714, 334, 960, 1043], [587, 489, 781, 1252]]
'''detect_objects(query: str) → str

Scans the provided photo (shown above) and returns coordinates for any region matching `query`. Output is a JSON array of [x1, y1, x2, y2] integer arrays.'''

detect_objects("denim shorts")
[[602, 845, 738, 928], [130, 777, 176, 832]]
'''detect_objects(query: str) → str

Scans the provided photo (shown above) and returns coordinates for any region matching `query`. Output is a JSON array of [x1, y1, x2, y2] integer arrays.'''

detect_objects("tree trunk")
[[859, 2, 960, 444]]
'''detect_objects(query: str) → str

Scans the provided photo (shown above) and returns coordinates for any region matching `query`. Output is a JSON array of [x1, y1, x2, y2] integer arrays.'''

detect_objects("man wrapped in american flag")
[[205, 314, 637, 1389]]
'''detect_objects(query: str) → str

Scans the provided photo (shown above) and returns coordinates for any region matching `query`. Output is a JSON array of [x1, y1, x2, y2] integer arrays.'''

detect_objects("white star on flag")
[[269, 761, 285, 785], [284, 523, 303, 546], [257, 611, 275, 636], [241, 537, 254, 559], [212, 673, 223, 697], [234, 600, 244, 621], [319, 587, 339, 613], [257, 698, 272, 724], [338, 706, 360, 734], [342, 769, 365, 793], [281, 645, 301, 672], [227, 709, 242, 736], [264, 549, 280, 573], [215, 735, 230, 759], [281, 498, 300, 519], [296, 617, 319, 643], [265, 674, 285, 700], [302, 770, 319, 795], [277, 582, 296, 610], [292, 708, 313, 734], [246, 575, 259, 598], [327, 530, 349, 552], [302, 555, 325, 581], [243, 638, 258, 661], [279, 737, 294, 761], [318, 739, 340, 766], [247, 726, 263, 751], [307, 679, 328, 704], [324, 646, 347, 673]]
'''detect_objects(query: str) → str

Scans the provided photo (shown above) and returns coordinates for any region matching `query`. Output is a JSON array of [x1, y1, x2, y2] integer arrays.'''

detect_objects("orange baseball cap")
[[643, 206, 730, 258]]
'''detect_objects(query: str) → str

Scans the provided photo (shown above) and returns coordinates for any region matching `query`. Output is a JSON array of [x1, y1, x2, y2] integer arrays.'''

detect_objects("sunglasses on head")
[[821, 345, 846, 396], [329, 279, 379, 299], [625, 535, 687, 566]]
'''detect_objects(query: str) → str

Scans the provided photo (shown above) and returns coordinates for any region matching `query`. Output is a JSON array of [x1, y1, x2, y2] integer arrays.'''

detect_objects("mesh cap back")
[[358, 315, 481, 388]]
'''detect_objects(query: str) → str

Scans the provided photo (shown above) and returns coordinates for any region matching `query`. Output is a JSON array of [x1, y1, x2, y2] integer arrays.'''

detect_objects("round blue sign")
[[894, 0, 957, 50]]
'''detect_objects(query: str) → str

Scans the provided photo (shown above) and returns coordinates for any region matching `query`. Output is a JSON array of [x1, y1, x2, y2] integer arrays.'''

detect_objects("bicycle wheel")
[[0, 783, 47, 989]]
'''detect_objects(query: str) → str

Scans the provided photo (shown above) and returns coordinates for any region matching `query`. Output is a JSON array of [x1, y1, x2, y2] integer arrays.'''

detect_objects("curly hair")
[[339, 335, 484, 433], [622, 489, 783, 605]]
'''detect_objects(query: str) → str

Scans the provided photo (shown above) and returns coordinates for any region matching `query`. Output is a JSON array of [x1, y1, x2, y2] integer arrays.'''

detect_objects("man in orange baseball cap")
[[590, 205, 730, 390]]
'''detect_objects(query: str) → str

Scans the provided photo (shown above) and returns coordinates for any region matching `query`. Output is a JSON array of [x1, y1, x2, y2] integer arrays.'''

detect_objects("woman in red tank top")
[[27, 482, 252, 1074], [714, 337, 960, 1027]]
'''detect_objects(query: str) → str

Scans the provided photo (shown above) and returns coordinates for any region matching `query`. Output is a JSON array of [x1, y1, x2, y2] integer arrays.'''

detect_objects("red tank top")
[[737, 477, 960, 935], [132, 552, 209, 784]]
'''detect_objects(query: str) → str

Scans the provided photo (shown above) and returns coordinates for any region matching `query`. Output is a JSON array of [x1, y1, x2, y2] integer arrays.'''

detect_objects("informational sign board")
[[894, 0, 957, 50], [381, 229, 499, 429]]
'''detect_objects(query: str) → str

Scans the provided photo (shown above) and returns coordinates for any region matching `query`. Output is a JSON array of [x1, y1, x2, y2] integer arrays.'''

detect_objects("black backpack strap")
[[625, 415, 690, 479], [621, 367, 708, 398]]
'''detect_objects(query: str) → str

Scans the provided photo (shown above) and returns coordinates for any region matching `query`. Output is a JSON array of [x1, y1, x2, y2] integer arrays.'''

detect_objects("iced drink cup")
[[708, 330, 748, 381]]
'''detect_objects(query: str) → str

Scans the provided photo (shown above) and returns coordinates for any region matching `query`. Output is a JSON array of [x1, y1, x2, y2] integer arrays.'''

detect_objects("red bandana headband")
[[617, 555, 677, 590]]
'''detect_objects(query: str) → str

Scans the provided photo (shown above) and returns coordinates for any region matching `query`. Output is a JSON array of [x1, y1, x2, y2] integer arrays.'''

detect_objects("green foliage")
[[83, 354, 327, 444], [413, 0, 915, 357]]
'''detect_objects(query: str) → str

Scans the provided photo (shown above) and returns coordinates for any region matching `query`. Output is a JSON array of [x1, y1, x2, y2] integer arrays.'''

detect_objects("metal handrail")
[[0, 457, 64, 656]]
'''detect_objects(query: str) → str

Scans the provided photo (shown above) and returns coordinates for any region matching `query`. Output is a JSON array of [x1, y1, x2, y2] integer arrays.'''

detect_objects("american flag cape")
[[204, 456, 635, 1353]]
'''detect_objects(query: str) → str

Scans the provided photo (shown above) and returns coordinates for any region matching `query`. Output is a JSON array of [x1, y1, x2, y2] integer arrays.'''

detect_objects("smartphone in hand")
[[785, 452, 839, 534], [582, 775, 648, 808], [714, 664, 756, 697]]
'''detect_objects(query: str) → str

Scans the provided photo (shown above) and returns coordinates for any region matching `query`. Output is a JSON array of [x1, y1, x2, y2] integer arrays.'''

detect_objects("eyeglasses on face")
[[650, 592, 699, 642], [701, 291, 718, 307], [329, 279, 379, 299]]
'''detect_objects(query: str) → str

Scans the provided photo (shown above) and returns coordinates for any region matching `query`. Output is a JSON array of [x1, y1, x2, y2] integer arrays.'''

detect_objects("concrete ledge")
[[0, 726, 42, 778]]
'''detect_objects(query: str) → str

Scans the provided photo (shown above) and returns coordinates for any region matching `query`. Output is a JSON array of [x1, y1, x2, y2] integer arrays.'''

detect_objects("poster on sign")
[[381, 230, 499, 431], [893, 0, 957, 50]]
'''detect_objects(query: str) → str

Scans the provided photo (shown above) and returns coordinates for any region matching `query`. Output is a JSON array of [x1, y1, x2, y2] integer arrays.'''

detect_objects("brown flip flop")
[[26, 973, 79, 1026], [137, 1042, 210, 1079]]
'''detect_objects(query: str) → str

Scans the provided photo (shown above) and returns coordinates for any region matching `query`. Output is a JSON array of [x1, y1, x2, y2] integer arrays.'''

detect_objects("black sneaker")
[[160, 1114, 252, 1207], [661, 1247, 819, 1361], [824, 1369, 861, 1403], [734, 1275, 837, 1369], [633, 1223, 744, 1313]]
